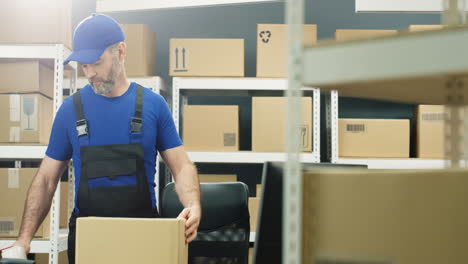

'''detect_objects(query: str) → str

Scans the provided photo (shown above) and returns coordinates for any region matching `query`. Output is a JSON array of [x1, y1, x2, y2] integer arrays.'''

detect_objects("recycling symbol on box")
[[259, 30, 272, 43]]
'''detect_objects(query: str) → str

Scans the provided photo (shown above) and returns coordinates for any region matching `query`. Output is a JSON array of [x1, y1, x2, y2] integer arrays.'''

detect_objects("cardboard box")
[[121, 24, 156, 77], [0, 61, 54, 98], [409, 25, 445, 32], [335, 29, 398, 41], [183, 105, 239, 151], [248, 247, 254, 264], [248, 198, 260, 231], [169, 39, 244, 77], [60, 182, 69, 228], [252, 97, 313, 152], [339, 119, 409, 158], [76, 217, 187, 264], [416, 105, 445, 159], [35, 252, 68, 264], [256, 24, 317, 78], [302, 168, 468, 264], [256, 184, 262, 197], [199, 174, 237, 183], [0, 94, 53, 144], [0, 0, 72, 48], [0, 168, 50, 238]]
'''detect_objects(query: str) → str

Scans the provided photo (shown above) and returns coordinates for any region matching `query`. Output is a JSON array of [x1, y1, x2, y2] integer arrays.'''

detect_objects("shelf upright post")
[[285, 0, 305, 263]]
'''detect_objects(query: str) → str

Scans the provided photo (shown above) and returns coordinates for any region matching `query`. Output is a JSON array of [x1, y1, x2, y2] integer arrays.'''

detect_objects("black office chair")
[[160, 182, 250, 264]]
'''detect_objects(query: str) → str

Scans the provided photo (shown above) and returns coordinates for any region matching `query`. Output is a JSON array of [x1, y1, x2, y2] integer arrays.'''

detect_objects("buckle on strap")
[[76, 119, 88, 137], [131, 117, 143, 133]]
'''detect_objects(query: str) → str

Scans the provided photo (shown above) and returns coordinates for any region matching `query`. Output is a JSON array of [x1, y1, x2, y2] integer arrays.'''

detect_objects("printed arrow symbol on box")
[[175, 48, 179, 69], [182, 48, 186, 69]]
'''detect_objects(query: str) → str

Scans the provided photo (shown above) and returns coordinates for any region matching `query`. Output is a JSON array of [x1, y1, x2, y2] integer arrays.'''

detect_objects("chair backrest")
[[160, 182, 250, 264]]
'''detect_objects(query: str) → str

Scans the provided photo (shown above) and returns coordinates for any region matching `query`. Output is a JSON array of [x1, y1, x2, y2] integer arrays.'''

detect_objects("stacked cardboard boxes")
[[0, 169, 70, 237], [416, 105, 445, 159]]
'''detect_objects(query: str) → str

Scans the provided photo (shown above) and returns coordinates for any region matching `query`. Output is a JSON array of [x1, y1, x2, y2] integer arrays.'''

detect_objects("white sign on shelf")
[[356, 0, 468, 12]]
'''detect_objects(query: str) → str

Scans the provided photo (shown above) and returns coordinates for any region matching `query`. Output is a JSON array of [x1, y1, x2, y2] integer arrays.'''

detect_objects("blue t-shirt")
[[46, 82, 182, 213]]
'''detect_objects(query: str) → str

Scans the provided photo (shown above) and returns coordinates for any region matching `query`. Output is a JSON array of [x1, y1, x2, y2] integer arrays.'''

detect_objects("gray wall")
[[92, 1, 441, 188]]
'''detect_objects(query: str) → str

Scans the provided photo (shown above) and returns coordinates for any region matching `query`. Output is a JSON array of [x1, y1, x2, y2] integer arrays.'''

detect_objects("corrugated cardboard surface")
[[183, 105, 239, 151], [409, 25, 445, 32], [0, 0, 72, 48], [0, 168, 50, 238], [252, 97, 313, 152], [199, 174, 237, 183], [303, 169, 468, 264], [416, 105, 445, 159], [76, 217, 187, 264], [121, 24, 156, 77], [256, 184, 262, 197], [0, 61, 54, 98], [0, 94, 53, 144], [334, 29, 398, 41], [60, 182, 69, 228], [257, 24, 317, 78], [248, 197, 259, 231], [170, 39, 244, 77], [338, 119, 409, 158]]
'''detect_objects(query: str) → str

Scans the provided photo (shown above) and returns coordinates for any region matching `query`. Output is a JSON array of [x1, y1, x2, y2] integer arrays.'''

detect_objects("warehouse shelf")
[[97, 0, 280, 12], [336, 158, 464, 169], [172, 77, 321, 163], [188, 151, 320, 163], [0, 229, 68, 254], [0, 43, 77, 264], [304, 26, 468, 105], [0, 146, 47, 160]]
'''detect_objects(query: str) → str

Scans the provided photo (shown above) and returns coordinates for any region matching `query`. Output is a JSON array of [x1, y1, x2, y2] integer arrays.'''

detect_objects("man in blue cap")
[[6, 14, 201, 263]]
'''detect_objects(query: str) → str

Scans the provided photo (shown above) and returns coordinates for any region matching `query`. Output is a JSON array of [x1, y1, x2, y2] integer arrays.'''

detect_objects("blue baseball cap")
[[64, 14, 125, 65]]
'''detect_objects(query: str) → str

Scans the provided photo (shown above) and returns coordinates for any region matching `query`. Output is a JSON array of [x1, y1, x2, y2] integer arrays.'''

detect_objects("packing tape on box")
[[7, 168, 19, 189], [9, 127, 20, 143], [9, 94, 20, 122]]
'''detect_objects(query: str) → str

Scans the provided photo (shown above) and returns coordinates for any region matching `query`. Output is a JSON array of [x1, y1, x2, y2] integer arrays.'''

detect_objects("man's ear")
[[118, 42, 127, 62]]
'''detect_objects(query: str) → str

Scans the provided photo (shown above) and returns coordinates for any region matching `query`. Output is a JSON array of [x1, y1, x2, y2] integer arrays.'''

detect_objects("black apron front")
[[73, 84, 153, 217]]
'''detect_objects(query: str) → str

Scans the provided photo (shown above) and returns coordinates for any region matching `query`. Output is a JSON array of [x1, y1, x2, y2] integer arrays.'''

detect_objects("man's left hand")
[[177, 205, 201, 243]]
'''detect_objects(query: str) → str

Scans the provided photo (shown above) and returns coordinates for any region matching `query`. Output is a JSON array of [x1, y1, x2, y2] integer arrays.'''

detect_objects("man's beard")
[[90, 56, 121, 95]]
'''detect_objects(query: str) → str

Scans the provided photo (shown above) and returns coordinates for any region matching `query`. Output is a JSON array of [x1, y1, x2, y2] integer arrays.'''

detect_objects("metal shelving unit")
[[172, 77, 321, 164], [97, 0, 280, 12], [288, 1, 468, 263], [0, 44, 77, 264]]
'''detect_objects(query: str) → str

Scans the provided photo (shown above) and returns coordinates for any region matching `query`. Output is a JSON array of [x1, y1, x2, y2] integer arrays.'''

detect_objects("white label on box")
[[9, 94, 20, 122], [8, 168, 20, 189], [21, 96, 38, 131], [9, 127, 20, 142], [0, 217, 15, 234]]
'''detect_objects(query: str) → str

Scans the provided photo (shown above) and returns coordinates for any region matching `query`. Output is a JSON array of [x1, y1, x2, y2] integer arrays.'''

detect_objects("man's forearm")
[[174, 162, 201, 208], [17, 173, 57, 244]]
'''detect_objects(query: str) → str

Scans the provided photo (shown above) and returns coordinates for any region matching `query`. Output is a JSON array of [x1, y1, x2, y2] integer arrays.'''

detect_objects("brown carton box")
[[35, 252, 68, 264], [416, 105, 445, 159], [248, 197, 260, 231], [199, 174, 237, 183], [183, 105, 239, 151], [0, 61, 54, 98], [252, 97, 312, 152], [303, 168, 468, 264], [60, 182, 69, 228], [0, 168, 50, 238], [0, 94, 53, 144], [170, 39, 244, 77], [256, 184, 262, 197], [0, 0, 72, 48], [76, 217, 187, 264], [121, 24, 156, 77], [335, 29, 398, 41], [256, 24, 317, 78], [339, 118, 409, 158]]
